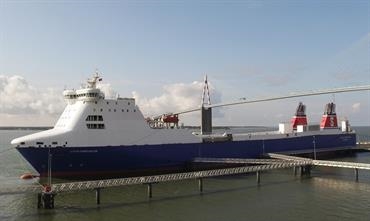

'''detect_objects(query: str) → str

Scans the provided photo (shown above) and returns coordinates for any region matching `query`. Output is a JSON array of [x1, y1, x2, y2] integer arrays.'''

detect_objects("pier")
[[268, 153, 370, 181], [47, 159, 310, 193], [2, 153, 370, 209]]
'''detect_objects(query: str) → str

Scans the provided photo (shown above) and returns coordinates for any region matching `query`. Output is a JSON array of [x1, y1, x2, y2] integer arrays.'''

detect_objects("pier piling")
[[306, 165, 311, 176], [147, 183, 153, 198], [300, 165, 311, 176], [37, 193, 42, 209], [96, 188, 101, 205], [40, 191, 55, 209], [198, 178, 203, 193], [256, 171, 261, 184], [355, 169, 359, 182]]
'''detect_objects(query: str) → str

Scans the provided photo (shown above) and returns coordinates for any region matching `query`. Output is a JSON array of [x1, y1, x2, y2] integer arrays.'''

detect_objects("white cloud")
[[97, 83, 117, 99], [1, 75, 368, 127], [0, 75, 65, 124], [352, 103, 361, 113], [132, 81, 223, 123]]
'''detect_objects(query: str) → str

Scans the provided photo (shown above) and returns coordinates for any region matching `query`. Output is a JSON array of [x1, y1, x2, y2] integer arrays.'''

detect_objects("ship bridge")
[[63, 72, 105, 104]]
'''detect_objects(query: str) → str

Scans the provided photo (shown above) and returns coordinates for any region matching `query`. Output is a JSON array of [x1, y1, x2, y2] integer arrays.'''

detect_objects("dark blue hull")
[[16, 133, 356, 178]]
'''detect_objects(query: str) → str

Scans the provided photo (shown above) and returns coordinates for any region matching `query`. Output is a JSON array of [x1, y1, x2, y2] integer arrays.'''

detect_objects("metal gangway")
[[0, 158, 308, 196], [52, 160, 308, 193]]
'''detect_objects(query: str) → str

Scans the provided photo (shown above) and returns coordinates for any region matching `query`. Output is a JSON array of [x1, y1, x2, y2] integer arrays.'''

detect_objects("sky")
[[0, 0, 369, 127]]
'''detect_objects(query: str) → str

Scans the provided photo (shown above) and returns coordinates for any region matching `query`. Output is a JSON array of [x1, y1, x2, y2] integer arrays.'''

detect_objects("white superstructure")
[[11, 73, 201, 148]]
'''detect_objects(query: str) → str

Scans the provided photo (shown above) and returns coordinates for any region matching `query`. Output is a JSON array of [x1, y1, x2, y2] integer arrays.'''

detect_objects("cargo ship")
[[11, 73, 357, 178]]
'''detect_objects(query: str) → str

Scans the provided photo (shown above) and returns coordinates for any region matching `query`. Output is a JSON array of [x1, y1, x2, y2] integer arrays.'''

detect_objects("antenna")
[[95, 68, 100, 76]]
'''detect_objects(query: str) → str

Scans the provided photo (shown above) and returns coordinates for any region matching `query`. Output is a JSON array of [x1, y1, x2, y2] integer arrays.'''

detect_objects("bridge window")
[[86, 115, 104, 121], [86, 123, 105, 129]]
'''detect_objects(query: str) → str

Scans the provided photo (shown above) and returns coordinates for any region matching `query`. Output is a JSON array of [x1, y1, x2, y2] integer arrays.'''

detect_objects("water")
[[1, 128, 370, 221]]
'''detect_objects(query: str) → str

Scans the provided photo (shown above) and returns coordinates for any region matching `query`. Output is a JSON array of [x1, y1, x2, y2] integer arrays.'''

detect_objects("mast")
[[201, 75, 212, 135]]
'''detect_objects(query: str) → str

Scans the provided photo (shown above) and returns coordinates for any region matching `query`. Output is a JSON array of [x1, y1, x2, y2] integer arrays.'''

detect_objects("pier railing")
[[52, 160, 309, 193]]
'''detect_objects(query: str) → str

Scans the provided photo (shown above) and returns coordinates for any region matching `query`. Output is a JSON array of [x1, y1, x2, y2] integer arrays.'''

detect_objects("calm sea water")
[[1, 127, 370, 221]]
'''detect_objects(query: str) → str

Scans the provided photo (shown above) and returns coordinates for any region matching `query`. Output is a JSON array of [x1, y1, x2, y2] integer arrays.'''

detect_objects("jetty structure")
[[2, 152, 370, 209]]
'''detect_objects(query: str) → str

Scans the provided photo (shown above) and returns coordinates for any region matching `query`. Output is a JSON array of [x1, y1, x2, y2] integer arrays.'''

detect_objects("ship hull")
[[16, 133, 356, 178]]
